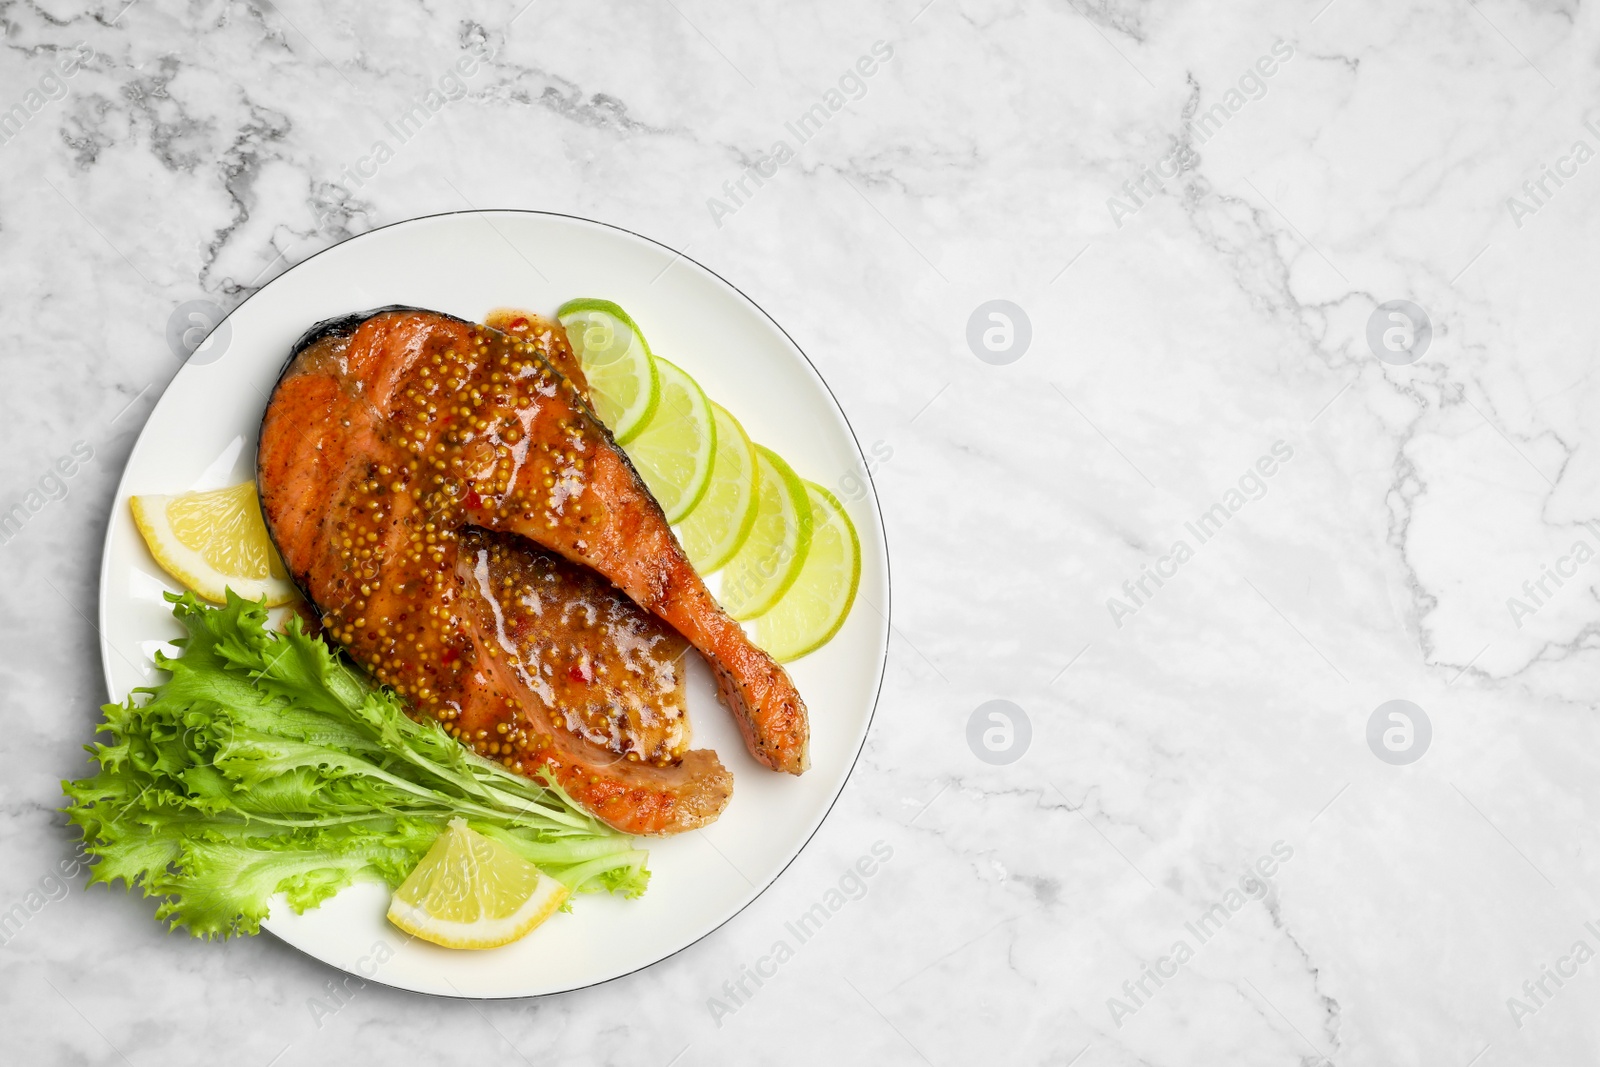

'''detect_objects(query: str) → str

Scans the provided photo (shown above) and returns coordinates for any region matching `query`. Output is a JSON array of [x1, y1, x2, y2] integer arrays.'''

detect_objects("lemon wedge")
[[387, 819, 570, 950], [130, 482, 297, 606]]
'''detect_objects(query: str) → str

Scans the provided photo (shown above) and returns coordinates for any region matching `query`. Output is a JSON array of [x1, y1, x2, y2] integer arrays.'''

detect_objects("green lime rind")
[[557, 298, 660, 444], [719, 446, 813, 620], [753, 482, 861, 662], [677, 402, 761, 574], [556, 297, 645, 329], [620, 356, 717, 524]]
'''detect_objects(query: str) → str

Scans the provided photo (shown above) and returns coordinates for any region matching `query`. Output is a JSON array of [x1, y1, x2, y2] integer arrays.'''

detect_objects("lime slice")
[[754, 483, 861, 661], [622, 357, 716, 524], [719, 446, 813, 620], [386, 818, 569, 950], [677, 402, 760, 574], [557, 298, 659, 443]]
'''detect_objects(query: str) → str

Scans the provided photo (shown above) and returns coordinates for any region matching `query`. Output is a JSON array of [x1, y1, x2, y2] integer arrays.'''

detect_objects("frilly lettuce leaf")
[[62, 590, 648, 938]]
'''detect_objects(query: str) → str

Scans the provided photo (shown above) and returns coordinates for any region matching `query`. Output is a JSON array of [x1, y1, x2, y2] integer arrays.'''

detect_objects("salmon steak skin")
[[256, 307, 809, 832]]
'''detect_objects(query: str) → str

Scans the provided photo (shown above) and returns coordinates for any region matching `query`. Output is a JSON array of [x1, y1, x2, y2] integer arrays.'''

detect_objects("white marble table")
[[4, 1, 1600, 1063]]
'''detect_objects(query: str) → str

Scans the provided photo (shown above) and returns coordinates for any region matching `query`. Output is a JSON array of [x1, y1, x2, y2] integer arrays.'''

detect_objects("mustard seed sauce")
[[290, 316, 679, 770], [464, 528, 689, 765], [483, 307, 590, 401], [256, 307, 781, 832]]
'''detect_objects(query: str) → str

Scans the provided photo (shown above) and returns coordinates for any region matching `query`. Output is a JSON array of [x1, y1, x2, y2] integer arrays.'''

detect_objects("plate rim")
[[94, 208, 893, 1001]]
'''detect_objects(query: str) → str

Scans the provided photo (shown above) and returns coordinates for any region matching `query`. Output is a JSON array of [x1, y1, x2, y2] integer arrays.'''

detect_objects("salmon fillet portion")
[[483, 309, 589, 399], [258, 307, 809, 824], [462, 527, 690, 766], [452, 529, 733, 833]]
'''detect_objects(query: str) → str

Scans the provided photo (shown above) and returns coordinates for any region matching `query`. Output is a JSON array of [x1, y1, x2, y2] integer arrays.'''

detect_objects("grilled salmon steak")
[[257, 307, 809, 832]]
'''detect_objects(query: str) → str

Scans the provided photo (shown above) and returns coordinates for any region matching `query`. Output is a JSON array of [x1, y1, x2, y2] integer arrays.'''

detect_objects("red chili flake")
[[568, 659, 593, 684], [464, 489, 483, 510]]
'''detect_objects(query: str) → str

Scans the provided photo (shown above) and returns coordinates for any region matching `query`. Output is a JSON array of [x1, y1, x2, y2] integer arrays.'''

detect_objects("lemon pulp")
[[129, 482, 297, 606], [386, 818, 569, 950]]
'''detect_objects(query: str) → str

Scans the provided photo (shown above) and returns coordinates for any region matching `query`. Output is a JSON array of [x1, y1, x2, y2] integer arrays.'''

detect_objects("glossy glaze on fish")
[[462, 527, 691, 766], [257, 307, 809, 831]]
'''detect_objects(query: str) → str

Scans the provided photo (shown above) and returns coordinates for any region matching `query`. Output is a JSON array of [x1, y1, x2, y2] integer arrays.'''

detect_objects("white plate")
[[97, 211, 890, 998]]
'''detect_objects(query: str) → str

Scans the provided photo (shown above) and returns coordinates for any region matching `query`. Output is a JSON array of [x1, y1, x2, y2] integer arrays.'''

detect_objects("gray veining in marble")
[[4, 0, 1600, 1063]]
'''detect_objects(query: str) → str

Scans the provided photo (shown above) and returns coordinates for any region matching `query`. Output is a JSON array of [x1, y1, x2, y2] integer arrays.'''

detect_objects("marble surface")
[[4, 0, 1600, 1063]]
